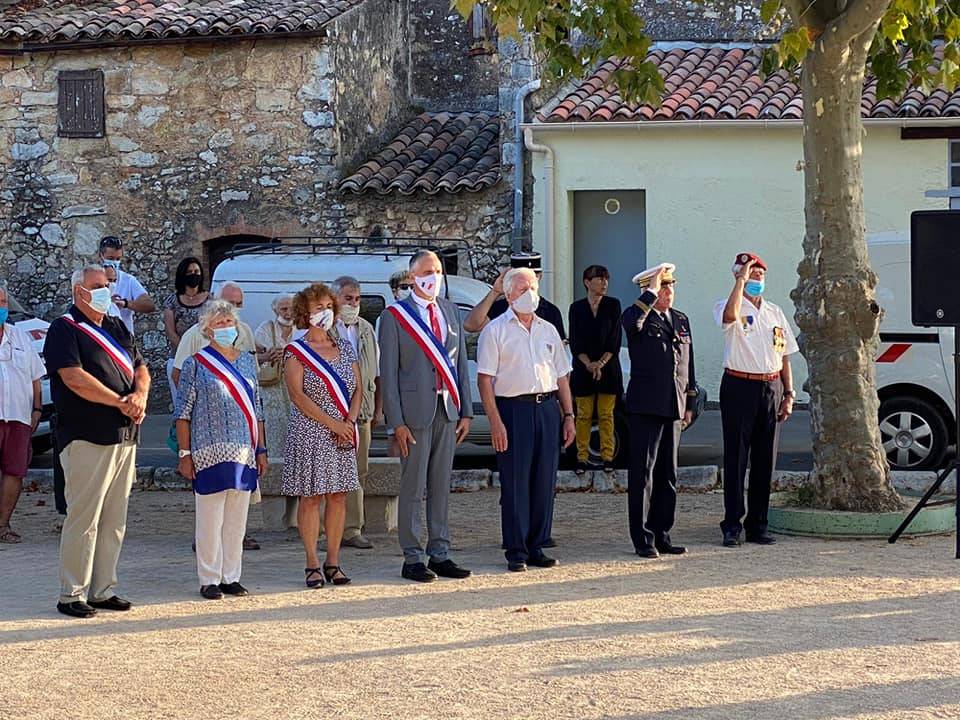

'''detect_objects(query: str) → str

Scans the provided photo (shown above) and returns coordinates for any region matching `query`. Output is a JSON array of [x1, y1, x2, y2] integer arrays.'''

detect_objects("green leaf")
[[760, 0, 781, 25], [450, 0, 476, 20]]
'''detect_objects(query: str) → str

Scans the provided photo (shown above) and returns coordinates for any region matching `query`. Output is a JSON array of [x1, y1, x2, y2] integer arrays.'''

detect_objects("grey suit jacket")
[[378, 295, 474, 431]]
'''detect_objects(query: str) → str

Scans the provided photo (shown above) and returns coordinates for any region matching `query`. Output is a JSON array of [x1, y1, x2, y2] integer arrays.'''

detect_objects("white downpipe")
[[513, 78, 542, 252], [523, 127, 556, 301]]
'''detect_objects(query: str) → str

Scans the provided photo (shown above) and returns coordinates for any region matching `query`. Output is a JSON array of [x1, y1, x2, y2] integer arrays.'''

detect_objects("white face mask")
[[396, 288, 412, 301], [339, 304, 360, 326], [511, 288, 540, 315], [81, 286, 113, 314], [414, 272, 442, 300], [310, 309, 334, 330]]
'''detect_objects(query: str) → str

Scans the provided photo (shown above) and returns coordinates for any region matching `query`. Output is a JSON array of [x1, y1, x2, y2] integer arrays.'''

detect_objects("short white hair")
[[71, 264, 105, 286], [216, 281, 244, 298], [271, 293, 294, 313], [503, 268, 538, 297], [198, 299, 239, 333]]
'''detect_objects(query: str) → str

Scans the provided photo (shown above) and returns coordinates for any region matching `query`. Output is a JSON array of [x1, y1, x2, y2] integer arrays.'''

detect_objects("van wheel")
[[878, 396, 949, 471]]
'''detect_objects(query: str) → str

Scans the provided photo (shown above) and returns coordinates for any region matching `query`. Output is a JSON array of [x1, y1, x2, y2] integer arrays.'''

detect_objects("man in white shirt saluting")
[[714, 253, 799, 548], [98, 235, 156, 336]]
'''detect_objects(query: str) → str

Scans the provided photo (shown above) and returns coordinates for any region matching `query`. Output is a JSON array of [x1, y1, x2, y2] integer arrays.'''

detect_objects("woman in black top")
[[568, 265, 623, 474]]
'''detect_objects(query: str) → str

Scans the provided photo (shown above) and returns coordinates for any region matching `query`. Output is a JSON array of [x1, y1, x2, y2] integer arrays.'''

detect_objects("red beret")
[[732, 252, 767, 273]]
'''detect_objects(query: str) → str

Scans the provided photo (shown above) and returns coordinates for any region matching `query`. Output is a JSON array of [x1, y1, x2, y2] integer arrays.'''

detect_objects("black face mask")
[[184, 274, 202, 289]]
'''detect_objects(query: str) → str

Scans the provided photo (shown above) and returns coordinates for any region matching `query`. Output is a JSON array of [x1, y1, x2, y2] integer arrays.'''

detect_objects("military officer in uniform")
[[714, 253, 799, 548], [621, 263, 696, 558]]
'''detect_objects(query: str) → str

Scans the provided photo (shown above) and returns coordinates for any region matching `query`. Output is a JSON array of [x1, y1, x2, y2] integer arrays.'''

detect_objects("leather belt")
[[725, 368, 780, 382], [503, 392, 557, 403]]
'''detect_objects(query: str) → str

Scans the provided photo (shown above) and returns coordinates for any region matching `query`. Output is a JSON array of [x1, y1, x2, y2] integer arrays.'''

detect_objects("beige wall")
[[527, 124, 949, 398]]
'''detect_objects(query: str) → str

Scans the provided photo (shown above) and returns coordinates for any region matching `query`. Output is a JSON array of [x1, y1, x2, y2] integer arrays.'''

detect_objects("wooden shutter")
[[58, 70, 105, 138]]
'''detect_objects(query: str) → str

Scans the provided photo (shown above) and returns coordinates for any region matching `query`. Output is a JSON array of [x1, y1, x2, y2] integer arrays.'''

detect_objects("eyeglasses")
[[397, 284, 413, 290], [99, 236, 122, 250]]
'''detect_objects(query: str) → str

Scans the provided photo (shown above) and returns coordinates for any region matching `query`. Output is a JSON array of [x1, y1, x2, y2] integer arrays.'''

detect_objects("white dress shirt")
[[0, 323, 46, 426], [336, 319, 359, 357], [411, 293, 447, 343], [713, 296, 799, 374], [477, 309, 571, 397]]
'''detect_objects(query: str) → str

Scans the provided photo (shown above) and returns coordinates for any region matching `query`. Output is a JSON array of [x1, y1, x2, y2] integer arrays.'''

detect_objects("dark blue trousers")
[[496, 396, 561, 564]]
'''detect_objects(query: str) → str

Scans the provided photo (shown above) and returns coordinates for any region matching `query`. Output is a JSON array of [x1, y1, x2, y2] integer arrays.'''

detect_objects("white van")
[[211, 243, 495, 449], [871, 232, 955, 470]]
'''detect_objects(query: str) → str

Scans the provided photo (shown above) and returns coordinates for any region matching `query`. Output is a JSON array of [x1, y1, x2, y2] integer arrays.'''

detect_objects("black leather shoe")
[[527, 554, 558, 568], [636, 546, 660, 558], [542, 537, 557, 549], [722, 530, 742, 547], [88, 595, 132, 611], [57, 601, 97, 618], [200, 584, 223, 600], [508, 561, 528, 572], [745, 533, 777, 545], [401, 562, 438, 583], [428, 559, 472, 579], [655, 538, 687, 555], [219, 582, 249, 596]]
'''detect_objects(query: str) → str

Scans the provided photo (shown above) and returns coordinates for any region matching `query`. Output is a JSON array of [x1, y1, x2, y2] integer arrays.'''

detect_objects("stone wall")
[[636, 0, 766, 40]]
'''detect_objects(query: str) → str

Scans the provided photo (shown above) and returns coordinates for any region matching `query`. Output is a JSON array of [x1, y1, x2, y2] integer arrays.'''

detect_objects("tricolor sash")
[[61, 314, 134, 380], [386, 302, 461, 413], [194, 346, 259, 448], [286, 338, 359, 448]]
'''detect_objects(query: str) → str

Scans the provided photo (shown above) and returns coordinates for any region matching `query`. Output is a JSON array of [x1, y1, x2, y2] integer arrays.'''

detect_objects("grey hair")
[[71, 264, 105, 286], [216, 280, 244, 297], [198, 299, 239, 334], [271, 293, 294, 313], [409, 249, 439, 271], [503, 268, 538, 297], [389, 269, 412, 289], [331, 275, 360, 295]]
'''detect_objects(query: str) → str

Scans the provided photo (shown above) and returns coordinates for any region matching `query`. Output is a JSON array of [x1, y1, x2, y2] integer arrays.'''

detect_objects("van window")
[[458, 306, 479, 361], [361, 295, 386, 326]]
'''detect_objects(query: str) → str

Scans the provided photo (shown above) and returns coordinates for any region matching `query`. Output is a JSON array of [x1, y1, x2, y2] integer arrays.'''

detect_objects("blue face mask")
[[745, 279, 765, 297], [212, 326, 238, 346], [0, 308, 7, 325]]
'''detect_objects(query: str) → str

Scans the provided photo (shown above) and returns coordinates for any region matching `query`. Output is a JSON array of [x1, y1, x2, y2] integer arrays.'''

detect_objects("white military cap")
[[631, 262, 676, 288]]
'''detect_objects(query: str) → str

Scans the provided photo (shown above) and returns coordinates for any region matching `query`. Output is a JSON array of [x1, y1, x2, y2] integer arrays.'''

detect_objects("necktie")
[[428, 303, 444, 392]]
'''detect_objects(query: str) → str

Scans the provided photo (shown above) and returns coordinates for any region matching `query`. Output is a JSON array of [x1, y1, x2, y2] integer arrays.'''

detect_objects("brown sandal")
[[0, 526, 21, 544]]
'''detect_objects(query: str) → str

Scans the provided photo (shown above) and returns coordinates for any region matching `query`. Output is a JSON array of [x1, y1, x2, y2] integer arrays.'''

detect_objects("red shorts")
[[0, 421, 32, 478]]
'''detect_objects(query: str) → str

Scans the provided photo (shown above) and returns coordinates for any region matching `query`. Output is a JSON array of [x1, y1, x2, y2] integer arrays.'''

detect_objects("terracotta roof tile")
[[340, 112, 501, 196], [0, 0, 360, 45], [541, 43, 960, 123]]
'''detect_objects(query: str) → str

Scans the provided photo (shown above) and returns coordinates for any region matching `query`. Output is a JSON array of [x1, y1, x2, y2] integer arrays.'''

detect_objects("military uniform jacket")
[[621, 290, 697, 420]]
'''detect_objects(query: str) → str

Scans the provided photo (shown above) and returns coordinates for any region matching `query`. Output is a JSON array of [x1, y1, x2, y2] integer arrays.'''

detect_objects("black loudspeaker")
[[911, 210, 960, 326]]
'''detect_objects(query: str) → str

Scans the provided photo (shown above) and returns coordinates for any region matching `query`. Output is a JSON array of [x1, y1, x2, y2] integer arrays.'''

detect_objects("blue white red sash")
[[61, 314, 134, 380], [194, 346, 259, 448], [386, 301, 461, 413], [286, 338, 358, 448]]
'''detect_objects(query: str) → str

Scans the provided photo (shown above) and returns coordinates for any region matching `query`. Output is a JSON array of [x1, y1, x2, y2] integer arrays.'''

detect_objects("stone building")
[[0, 0, 535, 406]]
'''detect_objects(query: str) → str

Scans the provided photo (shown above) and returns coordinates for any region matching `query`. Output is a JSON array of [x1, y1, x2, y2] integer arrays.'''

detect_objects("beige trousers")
[[58, 439, 136, 604], [324, 420, 370, 540]]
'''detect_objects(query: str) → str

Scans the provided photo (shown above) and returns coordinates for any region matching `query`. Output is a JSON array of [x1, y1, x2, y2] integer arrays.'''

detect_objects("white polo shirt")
[[713, 296, 799, 374], [113, 269, 148, 336], [477, 309, 571, 397], [0, 323, 47, 426]]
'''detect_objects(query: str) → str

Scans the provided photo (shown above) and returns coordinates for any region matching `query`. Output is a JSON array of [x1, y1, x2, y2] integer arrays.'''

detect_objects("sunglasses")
[[397, 283, 413, 290]]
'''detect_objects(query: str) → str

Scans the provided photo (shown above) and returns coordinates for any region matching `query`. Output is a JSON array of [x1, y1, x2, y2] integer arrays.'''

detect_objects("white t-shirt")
[[112, 269, 148, 336], [477, 310, 571, 397], [0, 323, 47, 425], [713, 297, 799, 374]]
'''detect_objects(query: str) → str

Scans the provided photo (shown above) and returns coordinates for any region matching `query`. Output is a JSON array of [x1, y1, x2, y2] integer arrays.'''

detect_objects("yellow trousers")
[[575, 394, 617, 463]]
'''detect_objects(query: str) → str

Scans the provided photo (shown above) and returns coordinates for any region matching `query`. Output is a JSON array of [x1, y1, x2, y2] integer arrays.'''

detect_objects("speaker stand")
[[888, 325, 960, 558]]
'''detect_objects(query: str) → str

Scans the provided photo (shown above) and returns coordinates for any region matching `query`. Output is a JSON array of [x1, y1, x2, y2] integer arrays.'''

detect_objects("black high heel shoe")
[[305, 567, 325, 588], [323, 564, 352, 586]]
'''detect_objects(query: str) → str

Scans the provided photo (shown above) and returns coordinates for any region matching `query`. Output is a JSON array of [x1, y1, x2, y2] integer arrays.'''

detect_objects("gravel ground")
[[1, 487, 958, 720]]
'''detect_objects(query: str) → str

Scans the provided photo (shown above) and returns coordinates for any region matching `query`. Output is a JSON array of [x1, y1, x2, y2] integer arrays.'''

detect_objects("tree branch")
[[828, 0, 892, 46]]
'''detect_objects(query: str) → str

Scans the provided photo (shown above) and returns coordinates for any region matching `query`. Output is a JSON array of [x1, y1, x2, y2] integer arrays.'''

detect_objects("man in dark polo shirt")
[[43, 264, 150, 619]]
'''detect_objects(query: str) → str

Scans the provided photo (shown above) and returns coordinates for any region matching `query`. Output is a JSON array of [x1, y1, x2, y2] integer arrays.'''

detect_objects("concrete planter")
[[768, 492, 957, 538]]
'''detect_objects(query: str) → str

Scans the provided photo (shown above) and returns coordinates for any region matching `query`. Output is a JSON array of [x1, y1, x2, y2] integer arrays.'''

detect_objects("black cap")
[[99, 235, 123, 250], [510, 252, 542, 270]]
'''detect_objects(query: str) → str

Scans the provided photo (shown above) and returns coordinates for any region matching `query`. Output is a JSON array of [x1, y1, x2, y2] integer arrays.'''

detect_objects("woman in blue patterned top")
[[175, 300, 267, 600]]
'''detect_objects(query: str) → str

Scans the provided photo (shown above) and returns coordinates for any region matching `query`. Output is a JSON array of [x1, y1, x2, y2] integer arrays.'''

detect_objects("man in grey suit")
[[378, 250, 474, 583]]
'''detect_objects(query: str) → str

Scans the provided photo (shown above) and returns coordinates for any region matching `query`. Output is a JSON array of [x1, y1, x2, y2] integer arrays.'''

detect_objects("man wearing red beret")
[[713, 253, 799, 548]]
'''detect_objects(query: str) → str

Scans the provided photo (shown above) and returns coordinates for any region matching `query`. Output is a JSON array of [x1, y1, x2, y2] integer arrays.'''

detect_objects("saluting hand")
[[492, 268, 508, 297], [737, 259, 756, 282]]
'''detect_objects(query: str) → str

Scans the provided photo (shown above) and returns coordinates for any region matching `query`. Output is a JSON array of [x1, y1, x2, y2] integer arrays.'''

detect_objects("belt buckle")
[[534, 393, 545, 404]]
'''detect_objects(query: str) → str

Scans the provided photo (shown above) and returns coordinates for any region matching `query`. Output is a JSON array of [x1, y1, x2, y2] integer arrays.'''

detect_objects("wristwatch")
[[178, 449, 192, 458], [784, 389, 797, 399]]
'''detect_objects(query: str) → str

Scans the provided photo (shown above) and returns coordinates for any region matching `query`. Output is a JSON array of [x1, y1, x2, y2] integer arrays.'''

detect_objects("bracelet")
[[32, 407, 42, 413]]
